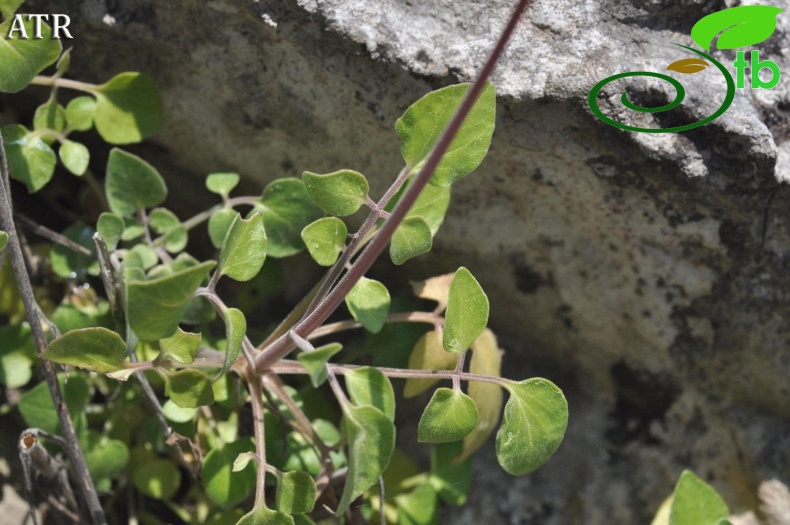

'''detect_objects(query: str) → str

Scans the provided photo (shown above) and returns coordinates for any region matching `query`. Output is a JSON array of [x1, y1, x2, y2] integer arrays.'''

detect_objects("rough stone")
[[17, 0, 790, 523]]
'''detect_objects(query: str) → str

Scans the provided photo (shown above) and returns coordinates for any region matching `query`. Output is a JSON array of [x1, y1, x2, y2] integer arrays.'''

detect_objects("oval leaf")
[[670, 470, 730, 525], [666, 57, 709, 75], [92, 72, 163, 144], [345, 277, 390, 333], [336, 405, 395, 516], [276, 470, 316, 514], [105, 148, 167, 217], [302, 169, 369, 216], [165, 369, 214, 408], [97, 213, 123, 251], [206, 172, 240, 196], [59, 140, 90, 176], [0, 16, 61, 93], [257, 178, 324, 258], [495, 378, 568, 475], [130, 448, 181, 500], [407, 182, 451, 236], [33, 100, 66, 143], [217, 307, 246, 380], [418, 388, 478, 443], [403, 330, 456, 398], [344, 367, 395, 421], [396, 82, 495, 188], [236, 508, 295, 525], [159, 327, 201, 364], [390, 216, 432, 265], [301, 217, 347, 267], [2, 124, 56, 192], [42, 327, 126, 374], [443, 267, 488, 353], [219, 212, 267, 281], [203, 439, 257, 507], [208, 208, 238, 249], [83, 431, 130, 480], [691, 5, 784, 51], [65, 96, 96, 132], [296, 342, 342, 387]]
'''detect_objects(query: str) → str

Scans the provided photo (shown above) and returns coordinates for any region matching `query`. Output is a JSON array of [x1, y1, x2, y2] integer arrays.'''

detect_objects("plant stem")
[[307, 311, 442, 340], [254, 0, 532, 373], [0, 133, 107, 525], [247, 374, 268, 509], [194, 287, 258, 367], [30, 75, 97, 92], [15, 212, 93, 256]]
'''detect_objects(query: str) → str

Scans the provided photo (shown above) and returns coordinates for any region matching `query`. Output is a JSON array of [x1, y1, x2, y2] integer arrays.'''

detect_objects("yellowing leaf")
[[666, 58, 709, 74], [409, 272, 454, 312], [403, 330, 456, 398]]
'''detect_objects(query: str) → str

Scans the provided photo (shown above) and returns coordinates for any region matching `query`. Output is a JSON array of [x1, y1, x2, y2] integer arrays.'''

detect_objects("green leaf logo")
[[691, 5, 784, 51]]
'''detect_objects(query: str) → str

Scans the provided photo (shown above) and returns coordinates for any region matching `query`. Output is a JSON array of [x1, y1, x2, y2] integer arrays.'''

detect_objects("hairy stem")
[[30, 75, 97, 92], [247, 374, 268, 509]]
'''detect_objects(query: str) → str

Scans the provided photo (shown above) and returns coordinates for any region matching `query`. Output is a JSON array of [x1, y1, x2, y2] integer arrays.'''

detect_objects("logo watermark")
[[6, 14, 72, 39], [588, 5, 783, 133]]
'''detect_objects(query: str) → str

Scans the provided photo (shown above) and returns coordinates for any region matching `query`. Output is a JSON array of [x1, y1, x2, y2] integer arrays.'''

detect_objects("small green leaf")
[[301, 217, 347, 266], [96, 213, 124, 251], [128, 244, 158, 270], [429, 441, 472, 506], [59, 140, 90, 176], [232, 452, 258, 472], [130, 448, 181, 500], [276, 470, 316, 514], [495, 378, 568, 475], [1, 124, 57, 192], [42, 327, 126, 374], [0, 230, 7, 252], [396, 483, 439, 525], [82, 431, 129, 480], [162, 400, 197, 423], [50, 223, 99, 278], [33, 100, 66, 143], [203, 439, 257, 507], [0, 0, 24, 19], [121, 216, 144, 241], [457, 329, 503, 463], [165, 369, 214, 408], [126, 260, 215, 340], [105, 148, 167, 217], [149, 208, 187, 254], [206, 172, 240, 196], [344, 367, 395, 421], [345, 277, 390, 333], [208, 208, 238, 249], [691, 5, 784, 51], [0, 324, 35, 388], [407, 183, 451, 236], [65, 96, 96, 132], [91, 72, 163, 144], [336, 405, 395, 516], [302, 169, 369, 216], [418, 388, 478, 443], [18, 373, 89, 434], [218, 307, 246, 380], [390, 216, 432, 265], [257, 178, 324, 258], [396, 82, 495, 187], [403, 330, 456, 398], [218, 212, 267, 281], [669, 470, 730, 525], [443, 267, 488, 353], [236, 508, 295, 525], [159, 327, 201, 364], [296, 342, 342, 387], [0, 15, 61, 93]]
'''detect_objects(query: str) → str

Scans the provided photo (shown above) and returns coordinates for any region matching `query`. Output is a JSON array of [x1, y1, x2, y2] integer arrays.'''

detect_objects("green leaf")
[[396, 483, 439, 525], [162, 400, 197, 423], [403, 329, 456, 398], [336, 405, 395, 516], [257, 178, 324, 258], [203, 439, 257, 507], [406, 183, 450, 236], [159, 327, 201, 364], [236, 508, 295, 525], [296, 342, 342, 387], [669, 470, 730, 525], [218, 212, 267, 281], [344, 367, 395, 421], [429, 441, 472, 506], [82, 431, 129, 480], [149, 207, 187, 254], [495, 378, 568, 475], [65, 96, 96, 132], [126, 260, 215, 340], [443, 267, 488, 353], [59, 140, 89, 176], [208, 208, 238, 249], [105, 148, 167, 216], [33, 100, 66, 143], [390, 216, 432, 265], [0, 324, 35, 388], [130, 448, 181, 500], [0, 15, 61, 93], [165, 369, 214, 408], [18, 373, 89, 434], [301, 217, 347, 266], [291, 514, 316, 525], [97, 213, 124, 251], [0, 0, 24, 19], [91, 72, 163, 144], [50, 222, 99, 278], [0, 230, 7, 252], [122, 216, 144, 241], [396, 82, 495, 188], [232, 452, 258, 472], [42, 327, 127, 374], [128, 244, 158, 270], [276, 470, 316, 513], [345, 277, 390, 333], [418, 388, 478, 443], [218, 307, 246, 379], [206, 172, 240, 196], [1, 124, 56, 192], [691, 5, 784, 51], [457, 329, 503, 462], [302, 169, 369, 216]]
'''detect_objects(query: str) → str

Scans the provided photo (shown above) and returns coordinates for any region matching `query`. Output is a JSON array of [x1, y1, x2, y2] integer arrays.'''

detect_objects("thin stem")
[[0, 130, 107, 525], [30, 75, 97, 92], [254, 0, 532, 373], [327, 370, 350, 407], [194, 287, 258, 367], [247, 374, 268, 509], [14, 213, 92, 256], [308, 311, 442, 340], [453, 352, 466, 391]]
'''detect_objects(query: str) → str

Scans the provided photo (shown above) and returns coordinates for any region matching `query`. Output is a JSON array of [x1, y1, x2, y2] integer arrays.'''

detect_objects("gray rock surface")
[[20, 0, 790, 523]]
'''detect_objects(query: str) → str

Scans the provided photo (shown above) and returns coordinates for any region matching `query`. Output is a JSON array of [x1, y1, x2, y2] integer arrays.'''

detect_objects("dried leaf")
[[666, 58, 709, 75]]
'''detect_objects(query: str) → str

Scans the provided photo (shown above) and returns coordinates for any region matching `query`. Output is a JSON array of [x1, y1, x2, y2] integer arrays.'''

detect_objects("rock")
[[20, 0, 790, 523]]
